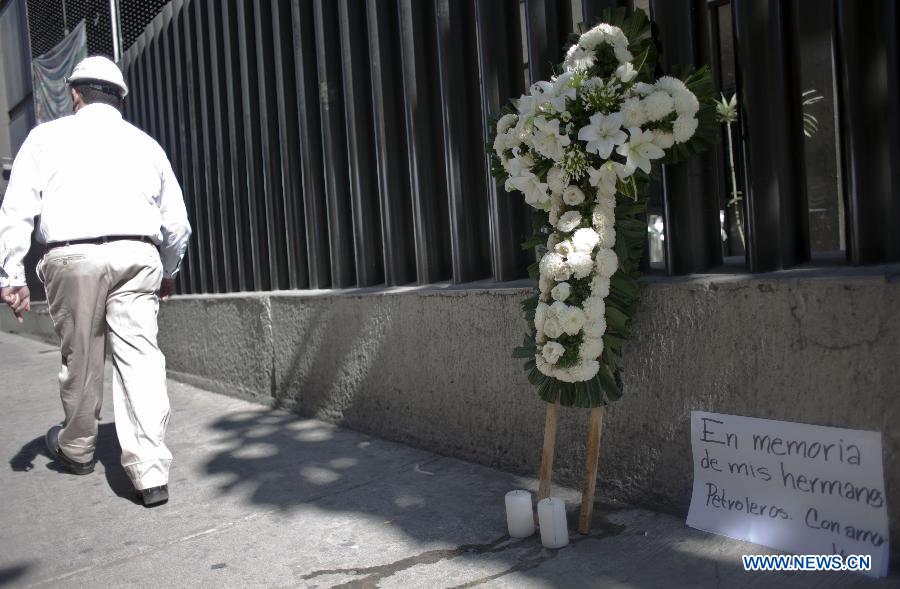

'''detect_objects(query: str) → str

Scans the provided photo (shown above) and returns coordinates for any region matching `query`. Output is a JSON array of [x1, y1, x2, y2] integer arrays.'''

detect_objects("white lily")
[[578, 112, 627, 159], [616, 127, 665, 174]]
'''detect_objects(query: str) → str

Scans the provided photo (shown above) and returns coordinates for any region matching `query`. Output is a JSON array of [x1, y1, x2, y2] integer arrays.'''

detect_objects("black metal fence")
[[117, 0, 900, 295]]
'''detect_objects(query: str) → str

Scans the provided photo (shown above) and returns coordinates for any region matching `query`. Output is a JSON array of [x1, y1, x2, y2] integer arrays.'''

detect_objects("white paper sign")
[[686, 411, 890, 578]]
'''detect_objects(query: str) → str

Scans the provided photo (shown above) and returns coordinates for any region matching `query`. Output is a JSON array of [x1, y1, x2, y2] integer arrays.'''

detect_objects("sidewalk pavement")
[[0, 331, 896, 589]]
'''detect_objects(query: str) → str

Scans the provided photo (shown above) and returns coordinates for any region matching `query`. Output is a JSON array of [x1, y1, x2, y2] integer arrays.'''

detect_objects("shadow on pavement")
[[0, 564, 31, 587], [8, 423, 138, 504]]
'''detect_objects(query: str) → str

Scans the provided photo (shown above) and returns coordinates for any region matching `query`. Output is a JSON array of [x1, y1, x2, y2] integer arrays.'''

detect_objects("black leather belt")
[[46, 235, 154, 251]]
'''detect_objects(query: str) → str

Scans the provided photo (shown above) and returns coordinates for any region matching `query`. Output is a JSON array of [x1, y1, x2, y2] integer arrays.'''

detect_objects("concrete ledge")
[[6, 267, 899, 563]]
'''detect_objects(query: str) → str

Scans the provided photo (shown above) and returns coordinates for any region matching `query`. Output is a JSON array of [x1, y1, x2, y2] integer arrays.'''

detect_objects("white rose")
[[560, 306, 587, 336], [590, 275, 611, 298], [551, 282, 570, 302], [547, 166, 567, 195], [554, 239, 575, 257], [557, 210, 582, 233], [543, 316, 563, 339], [539, 275, 553, 298], [642, 90, 675, 121], [673, 115, 699, 143], [615, 62, 637, 83], [568, 251, 594, 279], [562, 185, 586, 206], [573, 227, 600, 252], [542, 341, 565, 365], [580, 337, 604, 360], [594, 248, 619, 278], [548, 300, 567, 320], [534, 302, 549, 331]]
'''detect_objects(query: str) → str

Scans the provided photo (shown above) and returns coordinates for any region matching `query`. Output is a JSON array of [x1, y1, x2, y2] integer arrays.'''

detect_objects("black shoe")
[[140, 485, 169, 507], [45, 425, 94, 475]]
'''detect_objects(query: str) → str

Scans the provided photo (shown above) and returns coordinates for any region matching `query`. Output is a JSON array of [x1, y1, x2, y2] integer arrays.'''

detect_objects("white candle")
[[537, 497, 569, 548], [504, 490, 535, 538]]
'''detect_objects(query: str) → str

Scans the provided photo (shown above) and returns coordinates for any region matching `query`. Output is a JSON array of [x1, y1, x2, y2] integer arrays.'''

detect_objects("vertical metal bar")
[[474, 0, 529, 282], [206, 0, 236, 291], [236, 0, 264, 290], [650, 0, 722, 275], [142, 44, 158, 140], [171, 8, 197, 293], [192, 0, 222, 293], [222, 0, 248, 292], [253, 0, 288, 290], [338, 0, 384, 287], [396, 0, 451, 283], [434, 0, 490, 283], [313, 0, 356, 288], [366, 0, 415, 286], [270, 0, 308, 290], [581, 0, 627, 27], [833, 0, 900, 264], [732, 0, 809, 271], [291, 0, 331, 289], [150, 33, 168, 156], [181, 0, 209, 292], [524, 0, 570, 85]]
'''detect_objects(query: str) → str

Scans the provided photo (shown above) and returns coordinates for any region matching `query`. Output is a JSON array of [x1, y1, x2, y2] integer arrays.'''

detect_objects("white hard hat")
[[67, 56, 129, 97]]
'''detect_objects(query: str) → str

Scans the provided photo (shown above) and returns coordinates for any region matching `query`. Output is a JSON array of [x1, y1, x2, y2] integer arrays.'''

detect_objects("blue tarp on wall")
[[32, 20, 87, 125]]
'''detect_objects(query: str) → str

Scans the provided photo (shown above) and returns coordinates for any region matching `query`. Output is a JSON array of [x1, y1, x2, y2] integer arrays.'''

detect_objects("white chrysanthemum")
[[497, 113, 518, 134], [643, 91, 676, 121], [620, 97, 646, 127], [571, 359, 601, 381], [548, 300, 568, 319], [542, 341, 565, 364], [539, 275, 552, 300], [596, 191, 616, 212], [534, 301, 549, 331], [591, 275, 611, 298], [562, 185, 586, 206], [560, 306, 587, 336], [535, 329, 546, 344], [579, 28, 605, 49], [583, 296, 605, 320], [583, 315, 607, 338], [573, 227, 600, 252], [580, 337, 604, 360], [563, 44, 596, 72], [548, 193, 563, 226], [617, 127, 665, 174], [547, 166, 567, 195], [539, 252, 571, 282], [592, 204, 613, 230], [673, 89, 700, 117], [652, 130, 675, 149], [613, 44, 633, 64], [598, 224, 616, 249], [551, 282, 571, 302], [568, 251, 594, 279], [557, 210, 582, 233], [655, 75, 687, 94], [595, 247, 618, 278], [633, 82, 655, 95], [673, 115, 699, 143], [554, 367, 576, 382], [555, 239, 575, 257], [615, 62, 638, 83], [543, 316, 563, 339]]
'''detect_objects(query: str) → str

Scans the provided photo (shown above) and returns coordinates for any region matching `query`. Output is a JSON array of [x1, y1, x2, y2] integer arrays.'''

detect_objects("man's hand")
[[1, 286, 31, 323], [157, 278, 174, 300]]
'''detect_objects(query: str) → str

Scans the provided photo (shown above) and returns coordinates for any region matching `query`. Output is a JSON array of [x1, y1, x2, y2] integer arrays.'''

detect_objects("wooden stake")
[[578, 407, 604, 534], [537, 399, 560, 500]]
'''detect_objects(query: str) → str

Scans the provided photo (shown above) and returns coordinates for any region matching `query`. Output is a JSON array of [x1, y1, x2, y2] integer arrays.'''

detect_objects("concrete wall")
[[5, 266, 899, 559]]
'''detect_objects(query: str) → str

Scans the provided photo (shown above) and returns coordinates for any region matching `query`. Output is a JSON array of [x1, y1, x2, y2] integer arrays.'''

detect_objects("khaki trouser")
[[38, 240, 172, 490]]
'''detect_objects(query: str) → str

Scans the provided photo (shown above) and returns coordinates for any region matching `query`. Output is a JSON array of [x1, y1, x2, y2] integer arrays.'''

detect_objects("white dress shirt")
[[0, 103, 191, 287]]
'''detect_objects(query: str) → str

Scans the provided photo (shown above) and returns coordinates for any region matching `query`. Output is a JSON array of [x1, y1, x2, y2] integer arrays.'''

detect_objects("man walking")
[[0, 56, 191, 506]]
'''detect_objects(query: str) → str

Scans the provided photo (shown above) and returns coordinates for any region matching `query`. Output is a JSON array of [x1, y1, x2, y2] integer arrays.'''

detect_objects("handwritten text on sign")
[[686, 412, 889, 578]]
